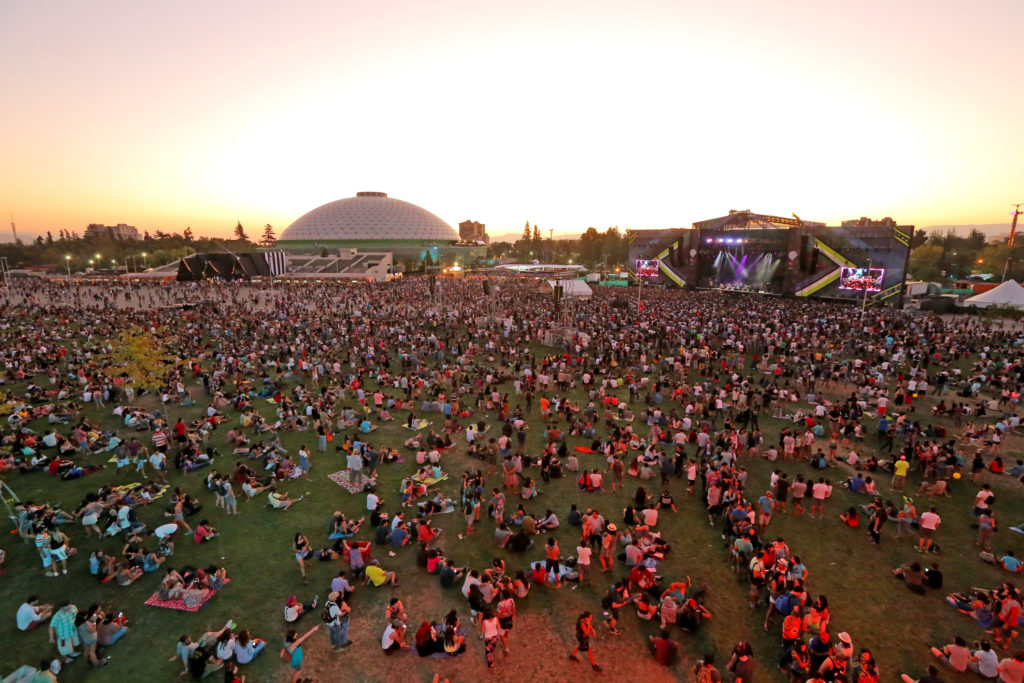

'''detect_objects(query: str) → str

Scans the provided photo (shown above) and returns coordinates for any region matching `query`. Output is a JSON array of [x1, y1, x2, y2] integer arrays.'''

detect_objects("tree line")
[[907, 228, 1023, 282], [0, 223, 277, 273]]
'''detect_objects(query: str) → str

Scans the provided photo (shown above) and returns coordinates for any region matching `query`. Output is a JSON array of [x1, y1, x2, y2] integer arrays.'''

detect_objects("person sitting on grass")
[[193, 520, 218, 544], [1001, 551, 1023, 574], [16, 596, 53, 631], [169, 621, 233, 678], [114, 560, 143, 586], [892, 561, 927, 594], [240, 477, 270, 500], [232, 628, 266, 664], [283, 594, 319, 623], [267, 487, 302, 510], [648, 629, 679, 666], [382, 619, 408, 655], [328, 512, 364, 539], [364, 559, 399, 587], [929, 635, 970, 674], [839, 507, 860, 528], [899, 664, 945, 683]]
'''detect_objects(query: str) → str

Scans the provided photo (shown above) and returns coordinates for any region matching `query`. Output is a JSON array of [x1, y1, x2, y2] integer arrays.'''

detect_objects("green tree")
[[183, 227, 195, 242], [580, 227, 603, 265], [260, 224, 277, 248], [234, 221, 250, 242]]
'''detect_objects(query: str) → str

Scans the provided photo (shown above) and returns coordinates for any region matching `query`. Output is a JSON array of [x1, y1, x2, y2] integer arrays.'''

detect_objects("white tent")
[[541, 279, 593, 299], [964, 279, 1024, 308]]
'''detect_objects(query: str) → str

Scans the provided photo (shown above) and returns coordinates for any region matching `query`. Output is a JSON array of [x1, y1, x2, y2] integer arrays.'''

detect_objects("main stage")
[[627, 211, 913, 307]]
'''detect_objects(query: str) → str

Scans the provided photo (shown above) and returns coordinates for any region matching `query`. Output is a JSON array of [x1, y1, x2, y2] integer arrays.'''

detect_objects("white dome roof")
[[279, 192, 458, 242]]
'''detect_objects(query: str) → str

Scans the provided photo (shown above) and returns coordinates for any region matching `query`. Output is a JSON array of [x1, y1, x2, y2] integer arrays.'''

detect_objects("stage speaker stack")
[[800, 235, 812, 272]]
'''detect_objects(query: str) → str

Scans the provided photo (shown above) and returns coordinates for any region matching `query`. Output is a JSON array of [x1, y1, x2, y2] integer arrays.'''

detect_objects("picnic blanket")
[[530, 560, 574, 582], [411, 473, 448, 486], [417, 500, 456, 515], [404, 419, 432, 430], [328, 469, 377, 494], [111, 482, 170, 502], [144, 579, 230, 612]]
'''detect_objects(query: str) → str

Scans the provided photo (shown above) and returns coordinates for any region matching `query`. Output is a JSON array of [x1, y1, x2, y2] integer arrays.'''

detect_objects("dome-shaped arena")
[[278, 191, 458, 243]]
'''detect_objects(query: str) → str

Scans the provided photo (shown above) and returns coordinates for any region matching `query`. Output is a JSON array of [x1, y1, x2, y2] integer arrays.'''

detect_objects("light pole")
[[141, 252, 148, 269], [637, 266, 644, 314], [64, 255, 71, 277], [861, 258, 872, 314]]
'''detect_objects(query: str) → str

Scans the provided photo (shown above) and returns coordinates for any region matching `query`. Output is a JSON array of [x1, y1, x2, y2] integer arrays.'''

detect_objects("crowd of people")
[[2, 276, 1024, 681]]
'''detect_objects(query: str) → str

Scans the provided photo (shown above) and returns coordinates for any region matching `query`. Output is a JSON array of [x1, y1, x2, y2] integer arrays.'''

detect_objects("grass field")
[[1, 339, 1023, 682]]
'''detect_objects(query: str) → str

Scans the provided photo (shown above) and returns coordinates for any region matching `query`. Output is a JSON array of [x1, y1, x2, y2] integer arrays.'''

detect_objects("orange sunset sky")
[[1, 0, 1022, 240]]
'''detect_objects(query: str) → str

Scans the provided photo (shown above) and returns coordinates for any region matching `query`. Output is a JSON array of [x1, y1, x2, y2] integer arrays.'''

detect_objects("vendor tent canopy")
[[964, 279, 1024, 309], [540, 279, 593, 299]]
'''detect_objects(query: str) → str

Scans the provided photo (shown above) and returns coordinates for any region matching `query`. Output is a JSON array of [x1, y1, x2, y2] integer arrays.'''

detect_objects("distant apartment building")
[[459, 220, 488, 244], [85, 223, 140, 240], [839, 217, 912, 230]]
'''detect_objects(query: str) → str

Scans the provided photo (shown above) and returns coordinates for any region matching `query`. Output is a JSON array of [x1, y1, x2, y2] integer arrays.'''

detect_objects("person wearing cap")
[[381, 619, 406, 654], [896, 498, 917, 539], [835, 630, 854, 661], [818, 638, 851, 680], [29, 660, 60, 682], [48, 602, 80, 663], [324, 591, 352, 650], [892, 454, 910, 491], [364, 559, 398, 587]]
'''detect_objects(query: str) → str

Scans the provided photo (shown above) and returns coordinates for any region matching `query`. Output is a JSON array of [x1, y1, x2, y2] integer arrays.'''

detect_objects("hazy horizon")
[[2, 0, 1021, 240]]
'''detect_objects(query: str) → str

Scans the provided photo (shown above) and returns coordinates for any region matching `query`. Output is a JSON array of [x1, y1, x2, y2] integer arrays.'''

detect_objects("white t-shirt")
[[576, 546, 592, 566], [381, 624, 401, 650], [642, 508, 658, 526], [975, 648, 998, 678], [16, 603, 41, 630], [366, 493, 379, 511]]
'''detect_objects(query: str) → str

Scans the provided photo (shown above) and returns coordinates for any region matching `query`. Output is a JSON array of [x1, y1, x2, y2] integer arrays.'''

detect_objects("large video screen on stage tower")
[[838, 267, 885, 292], [635, 259, 660, 278]]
